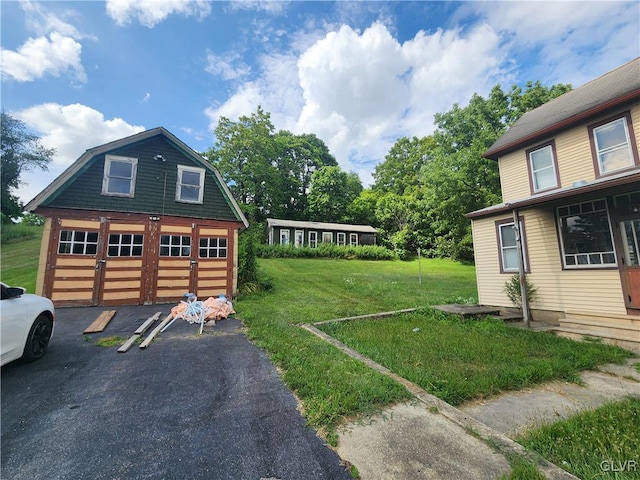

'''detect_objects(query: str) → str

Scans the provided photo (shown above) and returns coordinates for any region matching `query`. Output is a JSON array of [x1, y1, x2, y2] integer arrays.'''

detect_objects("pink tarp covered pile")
[[171, 296, 235, 322]]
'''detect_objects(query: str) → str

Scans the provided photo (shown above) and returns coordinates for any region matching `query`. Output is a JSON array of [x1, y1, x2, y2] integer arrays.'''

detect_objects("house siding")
[[499, 104, 640, 203], [473, 208, 628, 316], [44, 136, 238, 222]]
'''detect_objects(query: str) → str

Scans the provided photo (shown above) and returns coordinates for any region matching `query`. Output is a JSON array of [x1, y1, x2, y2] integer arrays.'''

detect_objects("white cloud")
[[20, 0, 96, 41], [105, 0, 211, 27], [13, 103, 145, 203], [1, 32, 86, 82], [204, 21, 505, 185], [226, 1, 289, 15], [205, 50, 251, 80], [472, 1, 639, 85], [141, 92, 151, 103]]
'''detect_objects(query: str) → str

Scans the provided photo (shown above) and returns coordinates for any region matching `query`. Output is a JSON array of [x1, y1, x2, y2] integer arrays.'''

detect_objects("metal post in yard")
[[512, 209, 530, 328], [418, 248, 422, 284]]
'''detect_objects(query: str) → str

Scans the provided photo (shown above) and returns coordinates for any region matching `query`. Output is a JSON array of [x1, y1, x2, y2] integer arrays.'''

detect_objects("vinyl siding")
[[499, 104, 640, 203], [472, 208, 627, 315]]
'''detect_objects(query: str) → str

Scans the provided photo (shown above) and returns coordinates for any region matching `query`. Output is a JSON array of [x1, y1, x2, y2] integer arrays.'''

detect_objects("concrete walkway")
[[303, 324, 640, 480]]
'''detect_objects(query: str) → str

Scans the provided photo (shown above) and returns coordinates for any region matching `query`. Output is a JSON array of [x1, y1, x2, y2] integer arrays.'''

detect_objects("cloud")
[[20, 0, 96, 41], [205, 50, 251, 80], [471, 1, 639, 85], [13, 103, 145, 203], [226, 1, 289, 15], [141, 92, 151, 103], [1, 32, 86, 82], [105, 0, 211, 27], [206, 21, 505, 186]]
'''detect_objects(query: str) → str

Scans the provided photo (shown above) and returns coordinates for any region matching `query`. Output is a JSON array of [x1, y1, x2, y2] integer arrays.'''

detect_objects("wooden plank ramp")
[[117, 312, 162, 353], [83, 310, 117, 334], [139, 314, 174, 349]]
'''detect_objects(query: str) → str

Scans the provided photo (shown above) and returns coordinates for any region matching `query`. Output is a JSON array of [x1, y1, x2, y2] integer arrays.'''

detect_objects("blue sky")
[[2, 0, 639, 205]]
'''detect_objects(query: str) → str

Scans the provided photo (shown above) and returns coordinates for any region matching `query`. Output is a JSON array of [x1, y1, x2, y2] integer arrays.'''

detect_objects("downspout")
[[512, 208, 530, 327]]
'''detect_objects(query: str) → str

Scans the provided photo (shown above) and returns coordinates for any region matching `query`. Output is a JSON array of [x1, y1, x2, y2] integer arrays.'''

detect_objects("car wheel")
[[22, 314, 53, 362]]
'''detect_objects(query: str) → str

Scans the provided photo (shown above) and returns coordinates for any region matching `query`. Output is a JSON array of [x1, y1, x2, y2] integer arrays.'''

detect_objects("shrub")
[[503, 274, 537, 308], [255, 243, 397, 260]]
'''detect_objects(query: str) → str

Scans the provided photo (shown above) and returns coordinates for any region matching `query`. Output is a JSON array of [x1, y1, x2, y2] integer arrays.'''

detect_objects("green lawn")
[[0, 226, 42, 292], [317, 311, 632, 406]]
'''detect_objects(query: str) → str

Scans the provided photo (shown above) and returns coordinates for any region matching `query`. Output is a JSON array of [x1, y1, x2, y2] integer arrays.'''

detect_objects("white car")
[[1, 283, 55, 366]]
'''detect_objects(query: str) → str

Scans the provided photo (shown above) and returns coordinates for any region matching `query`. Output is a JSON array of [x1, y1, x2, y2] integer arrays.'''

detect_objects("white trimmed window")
[[496, 220, 528, 273], [308, 231, 318, 248], [350, 233, 358, 246], [160, 235, 191, 257], [528, 144, 558, 192], [591, 116, 635, 175], [103, 155, 137, 197], [58, 230, 99, 255], [557, 199, 616, 268], [176, 165, 205, 203], [337, 232, 346, 246], [108, 233, 143, 257], [199, 237, 227, 258], [322, 232, 333, 244], [280, 229, 290, 245]]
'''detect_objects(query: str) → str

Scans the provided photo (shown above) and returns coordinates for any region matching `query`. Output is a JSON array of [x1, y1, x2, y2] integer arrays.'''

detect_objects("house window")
[[160, 235, 191, 257], [337, 232, 346, 246], [294, 230, 304, 248], [58, 230, 99, 255], [199, 237, 227, 258], [527, 142, 559, 193], [322, 232, 333, 244], [102, 155, 137, 197], [350, 233, 358, 246], [176, 165, 205, 203], [308, 231, 318, 248], [496, 219, 528, 273], [280, 229, 290, 245], [621, 219, 640, 267], [557, 199, 616, 268], [589, 113, 638, 176], [108, 234, 143, 257]]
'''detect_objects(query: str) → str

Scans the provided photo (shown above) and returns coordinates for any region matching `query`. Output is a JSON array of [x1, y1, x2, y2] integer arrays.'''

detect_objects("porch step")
[[560, 317, 640, 333], [554, 327, 640, 354]]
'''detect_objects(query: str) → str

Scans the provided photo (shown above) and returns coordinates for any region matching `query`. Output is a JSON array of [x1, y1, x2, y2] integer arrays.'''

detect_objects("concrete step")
[[554, 326, 640, 346], [559, 318, 640, 333]]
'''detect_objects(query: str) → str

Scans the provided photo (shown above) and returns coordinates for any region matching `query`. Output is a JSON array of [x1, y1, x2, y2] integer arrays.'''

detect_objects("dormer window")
[[526, 141, 559, 193], [176, 165, 205, 203], [102, 155, 137, 197], [589, 112, 639, 176]]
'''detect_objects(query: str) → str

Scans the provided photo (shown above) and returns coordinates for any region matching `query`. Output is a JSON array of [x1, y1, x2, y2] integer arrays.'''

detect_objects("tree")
[[307, 166, 362, 223], [372, 136, 435, 195], [1, 112, 54, 221], [420, 81, 571, 261], [205, 107, 337, 222]]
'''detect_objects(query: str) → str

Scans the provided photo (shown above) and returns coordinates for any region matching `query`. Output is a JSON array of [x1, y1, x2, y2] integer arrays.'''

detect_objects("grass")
[[0, 225, 43, 293], [317, 310, 632, 406], [516, 397, 640, 479]]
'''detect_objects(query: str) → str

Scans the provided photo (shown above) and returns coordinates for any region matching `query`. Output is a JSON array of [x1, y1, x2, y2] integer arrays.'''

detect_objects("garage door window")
[[108, 234, 144, 257], [160, 235, 191, 257], [199, 237, 227, 258], [58, 230, 99, 255]]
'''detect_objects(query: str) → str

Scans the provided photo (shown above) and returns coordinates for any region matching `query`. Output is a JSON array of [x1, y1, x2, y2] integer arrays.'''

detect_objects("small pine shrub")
[[503, 274, 537, 308]]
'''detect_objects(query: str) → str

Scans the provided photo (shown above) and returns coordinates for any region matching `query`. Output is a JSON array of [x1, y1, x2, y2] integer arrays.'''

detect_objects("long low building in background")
[[266, 218, 377, 248]]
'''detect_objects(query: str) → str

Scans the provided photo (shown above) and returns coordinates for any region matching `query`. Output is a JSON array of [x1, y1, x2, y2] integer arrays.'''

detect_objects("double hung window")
[[176, 166, 205, 203], [496, 219, 528, 273], [103, 155, 137, 197], [527, 142, 559, 193], [589, 113, 638, 175]]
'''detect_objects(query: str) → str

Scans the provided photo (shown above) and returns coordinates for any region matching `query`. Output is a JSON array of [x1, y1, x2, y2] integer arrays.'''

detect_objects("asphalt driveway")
[[1, 305, 351, 480]]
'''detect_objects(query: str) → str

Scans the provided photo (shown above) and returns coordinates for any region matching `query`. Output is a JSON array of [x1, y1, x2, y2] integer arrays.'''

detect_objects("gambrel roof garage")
[[26, 128, 248, 307]]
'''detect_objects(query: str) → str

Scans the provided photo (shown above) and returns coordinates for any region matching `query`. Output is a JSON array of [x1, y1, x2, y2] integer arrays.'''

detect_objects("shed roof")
[[484, 57, 640, 160], [25, 127, 248, 228], [266, 218, 377, 233]]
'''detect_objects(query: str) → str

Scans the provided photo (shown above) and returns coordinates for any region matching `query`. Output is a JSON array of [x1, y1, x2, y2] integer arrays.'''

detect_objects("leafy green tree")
[[372, 136, 435, 195], [307, 166, 362, 222], [273, 131, 337, 220], [1, 112, 54, 221], [345, 189, 379, 226], [421, 81, 571, 261]]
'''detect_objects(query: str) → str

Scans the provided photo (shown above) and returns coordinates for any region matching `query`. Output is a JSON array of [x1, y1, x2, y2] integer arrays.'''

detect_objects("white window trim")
[[176, 165, 205, 204], [102, 155, 138, 197], [350, 233, 358, 246], [498, 221, 527, 273], [280, 229, 290, 245], [529, 144, 558, 192], [295, 230, 304, 248], [557, 199, 617, 269], [308, 231, 318, 248], [337, 232, 346, 246], [593, 117, 634, 175], [322, 232, 333, 244]]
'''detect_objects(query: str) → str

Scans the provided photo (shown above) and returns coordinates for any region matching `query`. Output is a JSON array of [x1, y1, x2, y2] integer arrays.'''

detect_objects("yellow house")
[[467, 58, 639, 350]]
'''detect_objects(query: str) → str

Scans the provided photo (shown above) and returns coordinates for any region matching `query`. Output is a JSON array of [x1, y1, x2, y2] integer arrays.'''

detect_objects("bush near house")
[[256, 243, 397, 260]]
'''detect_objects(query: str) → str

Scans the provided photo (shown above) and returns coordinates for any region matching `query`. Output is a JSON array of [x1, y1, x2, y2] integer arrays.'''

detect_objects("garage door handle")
[[95, 259, 106, 270]]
